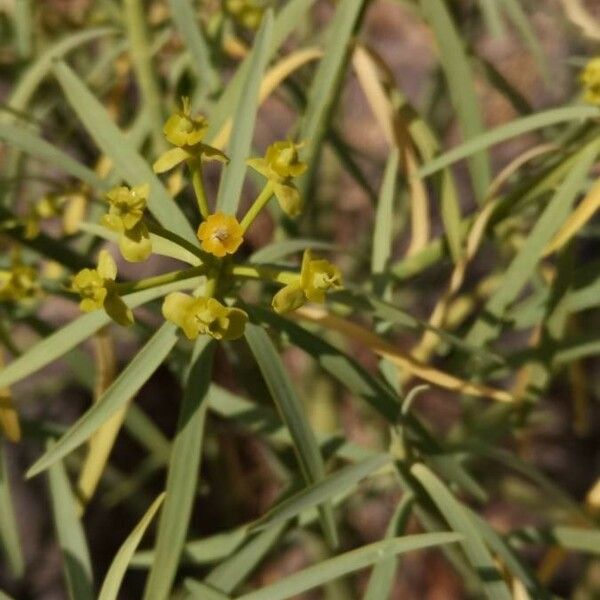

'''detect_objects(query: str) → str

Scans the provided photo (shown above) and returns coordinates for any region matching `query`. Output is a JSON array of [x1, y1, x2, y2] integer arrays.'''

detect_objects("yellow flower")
[[197, 212, 244, 258], [153, 99, 228, 173], [272, 249, 342, 314], [247, 141, 307, 217], [0, 250, 39, 303], [163, 97, 208, 147], [162, 293, 248, 340], [102, 184, 152, 263], [581, 58, 600, 105], [71, 250, 133, 326], [225, 0, 266, 30]]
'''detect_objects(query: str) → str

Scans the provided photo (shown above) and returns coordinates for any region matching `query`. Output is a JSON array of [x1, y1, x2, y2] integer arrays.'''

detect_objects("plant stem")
[[240, 182, 274, 232], [228, 264, 298, 285], [116, 264, 207, 295], [188, 159, 210, 219]]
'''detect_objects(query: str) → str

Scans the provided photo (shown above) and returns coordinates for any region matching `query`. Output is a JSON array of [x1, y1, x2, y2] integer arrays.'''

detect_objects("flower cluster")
[[581, 57, 600, 105], [272, 249, 342, 314], [71, 250, 132, 326], [0, 250, 39, 303], [69, 103, 342, 343], [24, 191, 86, 239], [102, 184, 152, 262], [248, 141, 307, 217], [162, 293, 247, 340]]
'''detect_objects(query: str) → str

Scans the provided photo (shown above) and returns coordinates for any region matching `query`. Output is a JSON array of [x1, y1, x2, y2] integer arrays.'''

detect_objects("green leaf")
[[0, 123, 107, 189], [466, 141, 599, 347], [0, 275, 205, 390], [207, 0, 317, 137], [167, 0, 220, 94], [98, 492, 166, 600], [184, 581, 231, 599], [411, 463, 512, 600], [0, 446, 24, 578], [143, 340, 215, 600], [252, 454, 391, 532], [47, 450, 94, 600], [244, 323, 338, 548], [372, 148, 399, 275], [234, 533, 463, 600], [4, 27, 116, 114], [203, 523, 287, 595], [216, 11, 273, 214], [26, 323, 179, 478], [420, 0, 490, 201], [363, 493, 415, 600], [52, 60, 198, 245], [419, 106, 600, 178], [298, 0, 364, 186]]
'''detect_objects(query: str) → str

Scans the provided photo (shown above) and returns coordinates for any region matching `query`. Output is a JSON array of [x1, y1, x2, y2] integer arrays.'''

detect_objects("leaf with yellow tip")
[[544, 178, 600, 256], [0, 351, 20, 443], [293, 306, 514, 403]]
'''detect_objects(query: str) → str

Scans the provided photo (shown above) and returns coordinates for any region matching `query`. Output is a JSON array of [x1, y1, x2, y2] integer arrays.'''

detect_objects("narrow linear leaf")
[[298, 0, 364, 185], [98, 492, 166, 600], [235, 533, 463, 600], [466, 141, 599, 347], [364, 493, 415, 600], [0, 275, 205, 390], [372, 149, 399, 275], [0, 124, 107, 189], [0, 446, 24, 578], [250, 239, 336, 263], [216, 11, 273, 214], [252, 454, 391, 532], [411, 463, 512, 600], [47, 450, 94, 600], [52, 60, 197, 244], [27, 323, 179, 478], [167, 0, 220, 93], [203, 522, 287, 595], [143, 341, 215, 600], [244, 323, 338, 547], [420, 0, 490, 201], [419, 106, 600, 178]]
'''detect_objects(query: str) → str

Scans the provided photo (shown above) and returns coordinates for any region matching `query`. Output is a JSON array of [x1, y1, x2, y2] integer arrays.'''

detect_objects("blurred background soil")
[[1, 0, 599, 598]]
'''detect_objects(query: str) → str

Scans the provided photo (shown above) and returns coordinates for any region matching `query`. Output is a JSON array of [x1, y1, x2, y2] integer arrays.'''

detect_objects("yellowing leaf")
[[0, 350, 20, 443], [294, 307, 514, 403]]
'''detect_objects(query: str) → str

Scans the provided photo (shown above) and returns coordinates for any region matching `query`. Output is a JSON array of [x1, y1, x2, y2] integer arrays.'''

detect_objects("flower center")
[[211, 227, 230, 242]]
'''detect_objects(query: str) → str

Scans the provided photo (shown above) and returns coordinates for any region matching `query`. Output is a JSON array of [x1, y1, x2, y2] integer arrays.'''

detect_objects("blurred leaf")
[[363, 493, 415, 600], [0, 276, 205, 390], [27, 323, 179, 478], [233, 533, 463, 600], [420, 0, 490, 201], [252, 454, 391, 532], [298, 0, 365, 189], [419, 106, 600, 178], [98, 492, 166, 600], [0, 446, 24, 578], [144, 340, 214, 600], [250, 239, 336, 263], [47, 450, 94, 600]]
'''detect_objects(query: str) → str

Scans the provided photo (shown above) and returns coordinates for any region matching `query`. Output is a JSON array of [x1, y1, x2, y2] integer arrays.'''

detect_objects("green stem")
[[189, 159, 210, 219], [227, 264, 298, 286], [116, 264, 207, 295], [240, 182, 274, 232]]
